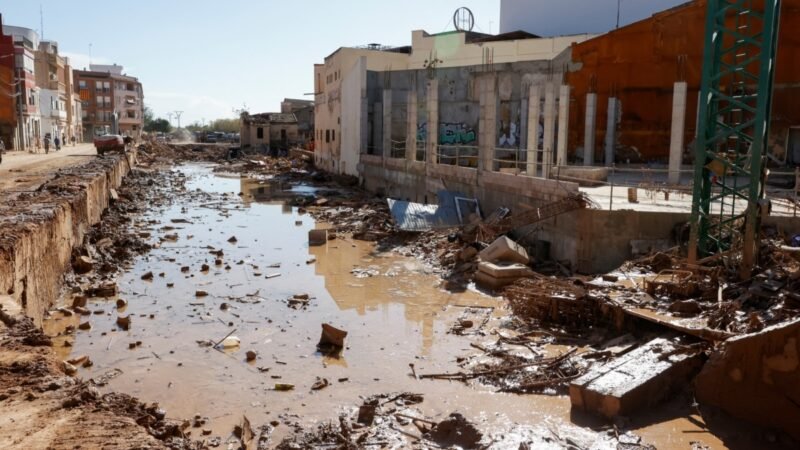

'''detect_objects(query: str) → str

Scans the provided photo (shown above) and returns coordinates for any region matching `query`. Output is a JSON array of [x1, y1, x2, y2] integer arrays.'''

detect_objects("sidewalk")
[[0, 143, 97, 192]]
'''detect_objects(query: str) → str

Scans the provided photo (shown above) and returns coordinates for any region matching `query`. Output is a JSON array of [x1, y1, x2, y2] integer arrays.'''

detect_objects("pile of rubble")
[[0, 313, 202, 449], [64, 168, 185, 298]]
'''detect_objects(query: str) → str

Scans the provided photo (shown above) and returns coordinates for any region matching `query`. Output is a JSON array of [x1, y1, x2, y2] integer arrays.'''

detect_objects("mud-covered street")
[[0, 143, 792, 449]]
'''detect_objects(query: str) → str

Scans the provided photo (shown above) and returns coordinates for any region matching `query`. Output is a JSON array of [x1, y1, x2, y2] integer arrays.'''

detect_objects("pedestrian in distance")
[[54, 136, 61, 151], [44, 136, 50, 154]]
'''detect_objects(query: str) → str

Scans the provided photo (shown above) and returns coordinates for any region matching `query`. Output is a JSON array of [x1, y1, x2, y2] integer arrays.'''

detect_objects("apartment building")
[[35, 40, 68, 142], [74, 64, 143, 140], [0, 19, 15, 148], [1, 23, 41, 151]]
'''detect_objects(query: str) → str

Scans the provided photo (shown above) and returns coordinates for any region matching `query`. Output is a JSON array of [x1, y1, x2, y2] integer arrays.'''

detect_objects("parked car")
[[93, 134, 125, 155]]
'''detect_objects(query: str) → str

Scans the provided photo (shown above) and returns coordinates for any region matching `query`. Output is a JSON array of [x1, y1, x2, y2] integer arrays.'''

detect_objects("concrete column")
[[605, 97, 618, 166], [583, 93, 597, 166], [669, 81, 688, 185], [426, 78, 438, 166], [479, 74, 498, 172], [556, 84, 571, 167], [382, 89, 392, 158], [406, 87, 417, 161], [526, 84, 541, 176], [542, 83, 556, 179]]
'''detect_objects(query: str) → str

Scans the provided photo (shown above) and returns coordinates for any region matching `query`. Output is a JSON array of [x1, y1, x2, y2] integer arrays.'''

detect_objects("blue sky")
[[0, 0, 500, 124]]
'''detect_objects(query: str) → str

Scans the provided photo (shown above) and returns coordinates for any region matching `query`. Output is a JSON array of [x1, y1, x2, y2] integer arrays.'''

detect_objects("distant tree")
[[209, 118, 241, 133], [145, 118, 172, 133], [144, 106, 155, 124], [186, 121, 206, 132]]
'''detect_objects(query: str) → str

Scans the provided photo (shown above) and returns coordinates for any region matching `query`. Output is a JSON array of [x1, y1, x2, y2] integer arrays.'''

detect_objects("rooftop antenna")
[[616, 0, 622, 29], [453, 7, 475, 32], [89, 43, 92, 66], [40, 4, 44, 39]]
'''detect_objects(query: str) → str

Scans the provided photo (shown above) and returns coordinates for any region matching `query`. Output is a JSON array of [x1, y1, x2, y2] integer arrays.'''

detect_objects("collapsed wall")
[[0, 151, 136, 325]]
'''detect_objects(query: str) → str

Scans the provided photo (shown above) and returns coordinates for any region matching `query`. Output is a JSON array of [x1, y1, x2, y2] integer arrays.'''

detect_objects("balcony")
[[50, 109, 67, 120]]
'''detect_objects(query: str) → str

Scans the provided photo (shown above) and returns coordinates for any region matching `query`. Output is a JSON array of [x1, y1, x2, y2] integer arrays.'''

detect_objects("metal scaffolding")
[[689, 0, 781, 276]]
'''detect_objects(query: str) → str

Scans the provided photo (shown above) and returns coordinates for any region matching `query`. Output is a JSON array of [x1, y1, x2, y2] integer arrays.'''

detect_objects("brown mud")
[[0, 144, 792, 449]]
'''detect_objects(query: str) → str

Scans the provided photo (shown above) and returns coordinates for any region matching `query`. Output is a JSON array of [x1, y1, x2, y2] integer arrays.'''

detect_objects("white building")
[[39, 88, 67, 141], [499, 0, 688, 36], [314, 29, 594, 176]]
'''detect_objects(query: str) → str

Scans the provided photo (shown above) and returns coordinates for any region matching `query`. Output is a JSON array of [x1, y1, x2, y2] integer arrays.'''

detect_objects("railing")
[[390, 139, 406, 159], [493, 147, 527, 172], [437, 145, 479, 167], [416, 140, 426, 162]]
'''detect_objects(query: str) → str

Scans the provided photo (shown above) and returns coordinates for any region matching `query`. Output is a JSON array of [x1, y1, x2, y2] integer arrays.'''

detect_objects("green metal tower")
[[689, 0, 781, 276]]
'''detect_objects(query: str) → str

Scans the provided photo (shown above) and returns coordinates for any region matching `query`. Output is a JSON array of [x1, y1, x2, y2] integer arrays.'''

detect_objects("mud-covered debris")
[[116, 315, 131, 331], [311, 377, 329, 391], [308, 229, 327, 246], [71, 295, 88, 308], [195, 290, 209, 297], [63, 361, 78, 376], [274, 383, 294, 391], [72, 255, 94, 274], [246, 350, 257, 361], [116, 298, 128, 309], [318, 323, 347, 348], [227, 236, 238, 243], [78, 321, 92, 331], [86, 282, 118, 298], [424, 412, 483, 449], [141, 271, 154, 280], [357, 404, 375, 425]]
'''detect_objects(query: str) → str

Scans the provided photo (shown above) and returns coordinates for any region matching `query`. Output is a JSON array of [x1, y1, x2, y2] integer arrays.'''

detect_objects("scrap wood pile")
[[421, 347, 586, 394], [309, 197, 394, 240], [136, 140, 229, 165], [610, 230, 800, 336], [275, 392, 486, 450], [503, 275, 601, 328]]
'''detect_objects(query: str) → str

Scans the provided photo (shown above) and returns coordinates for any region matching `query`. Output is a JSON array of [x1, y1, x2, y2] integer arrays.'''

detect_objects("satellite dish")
[[453, 7, 475, 32]]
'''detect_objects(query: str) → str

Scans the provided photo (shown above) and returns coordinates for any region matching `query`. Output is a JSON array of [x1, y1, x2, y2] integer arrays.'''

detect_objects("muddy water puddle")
[[44, 165, 744, 448]]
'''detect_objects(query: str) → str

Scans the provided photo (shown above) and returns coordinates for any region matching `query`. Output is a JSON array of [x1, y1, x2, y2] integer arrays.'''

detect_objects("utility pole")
[[40, 4, 44, 39], [174, 111, 183, 129], [167, 112, 174, 128], [616, 0, 622, 29]]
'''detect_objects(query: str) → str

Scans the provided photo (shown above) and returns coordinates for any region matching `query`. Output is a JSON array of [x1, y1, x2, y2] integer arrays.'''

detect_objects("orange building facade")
[[566, 0, 800, 165]]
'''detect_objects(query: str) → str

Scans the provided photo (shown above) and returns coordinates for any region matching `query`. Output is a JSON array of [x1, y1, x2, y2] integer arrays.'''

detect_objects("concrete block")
[[569, 337, 704, 418], [550, 166, 609, 182], [308, 229, 328, 246], [477, 261, 533, 279], [695, 319, 800, 440], [479, 236, 530, 265], [474, 270, 520, 290]]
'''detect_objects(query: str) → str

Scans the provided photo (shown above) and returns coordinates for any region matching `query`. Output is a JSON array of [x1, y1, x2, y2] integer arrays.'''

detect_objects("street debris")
[[318, 323, 348, 349]]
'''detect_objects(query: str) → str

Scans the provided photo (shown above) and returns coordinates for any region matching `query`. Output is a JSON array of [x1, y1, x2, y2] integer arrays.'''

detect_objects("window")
[[325, 129, 330, 143], [79, 80, 86, 89], [332, 130, 335, 141], [256, 127, 264, 139]]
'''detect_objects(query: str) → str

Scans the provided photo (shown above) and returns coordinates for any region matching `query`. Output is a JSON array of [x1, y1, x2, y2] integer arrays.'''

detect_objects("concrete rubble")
[[0, 141, 797, 448]]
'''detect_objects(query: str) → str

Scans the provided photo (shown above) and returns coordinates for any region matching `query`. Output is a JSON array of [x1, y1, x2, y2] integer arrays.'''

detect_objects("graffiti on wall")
[[415, 122, 477, 145], [498, 121, 519, 147], [439, 123, 477, 145], [417, 122, 427, 142], [498, 101, 521, 148]]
